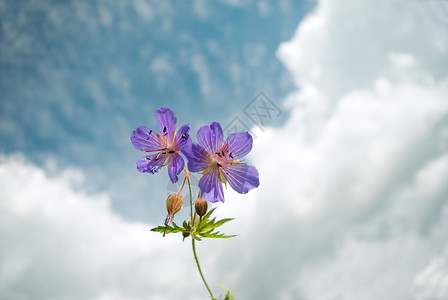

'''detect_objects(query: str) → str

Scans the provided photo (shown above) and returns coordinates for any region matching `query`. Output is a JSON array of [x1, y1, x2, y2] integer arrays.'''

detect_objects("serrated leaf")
[[200, 230, 236, 239], [151, 224, 182, 235], [150, 226, 165, 233], [151, 207, 237, 240], [217, 285, 235, 300], [172, 222, 184, 230], [198, 217, 234, 233], [151, 221, 188, 236], [197, 217, 217, 232], [190, 208, 237, 240], [214, 218, 234, 227], [201, 207, 216, 222]]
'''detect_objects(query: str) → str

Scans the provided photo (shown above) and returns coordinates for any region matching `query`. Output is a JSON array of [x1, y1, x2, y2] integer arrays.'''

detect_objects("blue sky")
[[1, 0, 448, 299], [0, 0, 314, 220]]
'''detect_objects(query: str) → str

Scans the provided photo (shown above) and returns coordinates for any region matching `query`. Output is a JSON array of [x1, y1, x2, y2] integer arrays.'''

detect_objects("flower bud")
[[166, 194, 183, 215], [182, 231, 190, 241], [195, 197, 208, 217], [165, 194, 183, 225]]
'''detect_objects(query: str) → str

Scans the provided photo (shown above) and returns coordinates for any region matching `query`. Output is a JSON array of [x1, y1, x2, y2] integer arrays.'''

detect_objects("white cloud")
[[108, 67, 132, 93], [207, 0, 448, 299], [132, 0, 173, 23], [133, 0, 153, 21], [415, 244, 448, 300], [0, 154, 207, 300], [243, 43, 267, 68], [191, 53, 214, 96], [294, 153, 448, 300], [150, 55, 176, 88], [2, 0, 448, 299], [277, 0, 448, 99], [257, 0, 270, 17], [98, 5, 114, 27], [217, 0, 252, 7], [193, 0, 209, 19]]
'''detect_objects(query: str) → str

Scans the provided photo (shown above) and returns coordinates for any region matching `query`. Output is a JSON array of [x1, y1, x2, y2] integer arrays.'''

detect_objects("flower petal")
[[224, 132, 253, 160], [181, 142, 210, 172], [199, 169, 225, 203], [135, 152, 168, 174], [197, 122, 223, 154], [130, 126, 163, 152], [174, 123, 191, 150], [167, 153, 184, 184], [154, 107, 177, 141], [222, 163, 259, 194]]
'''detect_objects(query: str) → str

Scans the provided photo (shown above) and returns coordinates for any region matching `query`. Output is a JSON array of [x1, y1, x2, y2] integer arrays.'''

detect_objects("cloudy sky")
[[1, 0, 448, 299]]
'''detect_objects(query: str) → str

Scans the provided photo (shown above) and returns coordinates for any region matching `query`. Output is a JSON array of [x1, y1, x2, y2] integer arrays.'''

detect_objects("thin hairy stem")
[[187, 177, 214, 299], [192, 238, 214, 298], [176, 175, 188, 195]]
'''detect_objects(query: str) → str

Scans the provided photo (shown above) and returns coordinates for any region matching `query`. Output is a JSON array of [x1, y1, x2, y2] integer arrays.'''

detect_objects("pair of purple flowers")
[[131, 107, 259, 203]]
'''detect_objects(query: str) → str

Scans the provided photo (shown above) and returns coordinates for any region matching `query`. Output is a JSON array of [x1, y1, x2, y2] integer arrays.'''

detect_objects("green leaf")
[[198, 217, 234, 233], [217, 285, 235, 300], [200, 207, 216, 224], [214, 218, 234, 227], [150, 207, 237, 239], [200, 231, 236, 239], [150, 222, 184, 235], [195, 212, 236, 240]]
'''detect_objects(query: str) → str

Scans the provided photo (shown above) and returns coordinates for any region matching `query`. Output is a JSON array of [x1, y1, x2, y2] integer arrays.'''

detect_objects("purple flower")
[[131, 107, 190, 183], [182, 122, 259, 203]]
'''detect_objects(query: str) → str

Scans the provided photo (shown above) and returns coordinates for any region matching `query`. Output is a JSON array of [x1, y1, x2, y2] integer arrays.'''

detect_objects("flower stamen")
[[144, 148, 165, 152]]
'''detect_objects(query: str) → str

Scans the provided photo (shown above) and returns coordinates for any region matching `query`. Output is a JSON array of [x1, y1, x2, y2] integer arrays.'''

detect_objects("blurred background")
[[1, 0, 447, 299]]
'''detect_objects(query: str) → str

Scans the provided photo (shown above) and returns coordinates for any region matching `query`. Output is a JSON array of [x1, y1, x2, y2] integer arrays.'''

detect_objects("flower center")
[[166, 146, 176, 154], [209, 144, 238, 177], [211, 144, 234, 163]]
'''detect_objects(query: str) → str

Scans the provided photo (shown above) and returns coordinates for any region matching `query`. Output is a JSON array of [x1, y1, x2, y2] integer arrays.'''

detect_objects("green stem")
[[188, 177, 194, 226], [187, 177, 214, 299], [192, 238, 214, 299]]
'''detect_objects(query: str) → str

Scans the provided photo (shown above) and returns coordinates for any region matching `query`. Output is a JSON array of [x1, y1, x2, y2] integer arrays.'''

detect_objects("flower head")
[[182, 122, 259, 203], [131, 107, 190, 183]]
